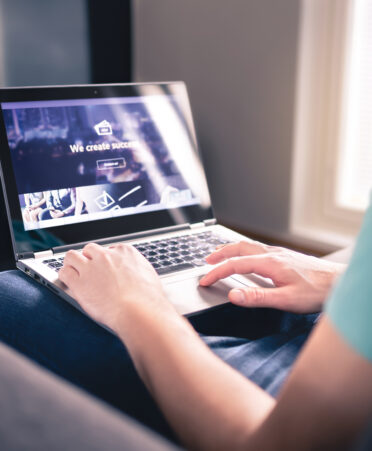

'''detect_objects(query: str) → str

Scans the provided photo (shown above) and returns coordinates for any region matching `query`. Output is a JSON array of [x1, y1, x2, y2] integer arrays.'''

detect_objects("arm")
[[74, 188, 83, 216], [249, 314, 372, 450], [59, 244, 275, 450], [24, 193, 31, 209], [59, 243, 371, 450], [122, 307, 372, 451], [51, 189, 78, 218], [30, 192, 46, 209]]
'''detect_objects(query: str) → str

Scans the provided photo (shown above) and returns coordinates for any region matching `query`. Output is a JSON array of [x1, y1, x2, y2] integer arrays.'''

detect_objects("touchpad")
[[163, 274, 259, 316]]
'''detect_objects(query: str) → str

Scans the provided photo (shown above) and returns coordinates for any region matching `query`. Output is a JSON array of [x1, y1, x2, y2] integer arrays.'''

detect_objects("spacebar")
[[156, 263, 194, 275]]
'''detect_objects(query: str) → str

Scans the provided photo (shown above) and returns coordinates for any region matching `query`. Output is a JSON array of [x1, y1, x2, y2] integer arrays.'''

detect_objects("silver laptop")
[[0, 82, 266, 324]]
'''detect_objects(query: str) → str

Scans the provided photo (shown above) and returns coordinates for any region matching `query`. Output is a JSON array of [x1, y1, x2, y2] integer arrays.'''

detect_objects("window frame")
[[290, 0, 361, 249]]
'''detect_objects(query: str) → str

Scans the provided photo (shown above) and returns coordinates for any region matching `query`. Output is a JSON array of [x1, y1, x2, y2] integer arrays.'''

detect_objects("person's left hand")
[[59, 242, 172, 333]]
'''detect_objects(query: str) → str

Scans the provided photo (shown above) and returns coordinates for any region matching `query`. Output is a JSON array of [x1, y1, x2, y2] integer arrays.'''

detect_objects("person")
[[0, 201, 371, 449], [39, 188, 77, 220], [23, 191, 46, 223]]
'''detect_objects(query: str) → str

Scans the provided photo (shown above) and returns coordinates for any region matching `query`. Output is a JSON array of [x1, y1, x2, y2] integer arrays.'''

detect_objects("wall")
[[0, 0, 90, 269], [133, 0, 300, 239], [0, 0, 90, 86]]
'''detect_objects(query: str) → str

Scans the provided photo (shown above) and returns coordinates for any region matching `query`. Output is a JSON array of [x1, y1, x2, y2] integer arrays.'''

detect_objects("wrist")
[[114, 295, 190, 359]]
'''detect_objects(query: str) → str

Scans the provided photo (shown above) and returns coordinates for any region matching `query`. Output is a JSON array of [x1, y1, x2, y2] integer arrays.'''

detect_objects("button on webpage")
[[97, 158, 126, 170]]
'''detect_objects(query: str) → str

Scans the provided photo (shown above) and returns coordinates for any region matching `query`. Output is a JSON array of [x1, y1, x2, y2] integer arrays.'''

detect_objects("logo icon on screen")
[[94, 120, 113, 136], [94, 190, 115, 209]]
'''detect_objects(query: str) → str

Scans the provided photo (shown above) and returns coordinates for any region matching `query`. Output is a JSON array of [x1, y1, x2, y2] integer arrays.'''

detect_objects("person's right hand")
[[199, 240, 345, 313]]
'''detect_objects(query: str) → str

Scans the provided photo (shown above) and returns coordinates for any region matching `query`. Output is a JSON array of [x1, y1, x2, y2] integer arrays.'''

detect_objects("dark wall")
[[88, 0, 132, 83], [0, 185, 14, 270], [0, 0, 132, 270]]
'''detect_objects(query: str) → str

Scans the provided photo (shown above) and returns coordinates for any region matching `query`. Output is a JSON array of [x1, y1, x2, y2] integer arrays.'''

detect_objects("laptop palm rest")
[[163, 274, 267, 316]]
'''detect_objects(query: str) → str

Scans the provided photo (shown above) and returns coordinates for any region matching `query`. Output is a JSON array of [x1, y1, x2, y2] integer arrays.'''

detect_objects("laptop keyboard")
[[42, 231, 231, 276]]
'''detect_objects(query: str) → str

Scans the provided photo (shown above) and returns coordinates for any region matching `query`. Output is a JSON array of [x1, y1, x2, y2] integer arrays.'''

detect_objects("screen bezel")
[[0, 82, 214, 258]]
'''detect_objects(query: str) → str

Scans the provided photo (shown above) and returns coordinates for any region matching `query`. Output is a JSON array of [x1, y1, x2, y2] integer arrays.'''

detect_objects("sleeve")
[[325, 195, 372, 362]]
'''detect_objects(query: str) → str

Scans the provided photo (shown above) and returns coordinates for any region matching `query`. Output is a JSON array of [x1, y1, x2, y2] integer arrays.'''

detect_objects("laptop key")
[[183, 255, 194, 261], [135, 246, 147, 252]]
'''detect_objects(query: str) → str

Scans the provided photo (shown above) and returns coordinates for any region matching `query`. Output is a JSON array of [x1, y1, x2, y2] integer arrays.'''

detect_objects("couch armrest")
[[323, 245, 355, 264]]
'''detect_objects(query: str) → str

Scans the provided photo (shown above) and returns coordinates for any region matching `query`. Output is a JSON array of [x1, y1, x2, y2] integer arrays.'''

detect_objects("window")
[[335, 0, 372, 212], [291, 0, 369, 250]]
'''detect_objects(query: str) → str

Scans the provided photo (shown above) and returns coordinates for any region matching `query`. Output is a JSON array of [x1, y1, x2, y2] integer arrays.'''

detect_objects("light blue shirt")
[[326, 197, 372, 362]]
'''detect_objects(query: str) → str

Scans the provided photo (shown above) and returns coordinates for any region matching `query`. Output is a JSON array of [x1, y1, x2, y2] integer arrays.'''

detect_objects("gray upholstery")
[[0, 341, 178, 451]]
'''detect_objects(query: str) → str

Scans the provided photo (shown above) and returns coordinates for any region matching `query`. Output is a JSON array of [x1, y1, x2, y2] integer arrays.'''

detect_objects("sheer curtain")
[[337, 0, 372, 211]]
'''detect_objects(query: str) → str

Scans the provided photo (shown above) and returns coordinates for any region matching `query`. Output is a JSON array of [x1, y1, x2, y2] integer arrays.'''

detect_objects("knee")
[[0, 269, 55, 317]]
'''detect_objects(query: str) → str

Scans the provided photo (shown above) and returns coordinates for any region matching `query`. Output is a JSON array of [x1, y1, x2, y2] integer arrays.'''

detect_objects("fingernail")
[[230, 289, 245, 303]]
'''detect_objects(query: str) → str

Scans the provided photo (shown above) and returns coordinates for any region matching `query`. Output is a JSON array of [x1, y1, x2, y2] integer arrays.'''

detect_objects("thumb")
[[228, 286, 285, 308]]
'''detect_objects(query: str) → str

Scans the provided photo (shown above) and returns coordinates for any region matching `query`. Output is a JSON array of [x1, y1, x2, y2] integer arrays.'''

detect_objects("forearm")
[[116, 306, 275, 450], [74, 199, 83, 216]]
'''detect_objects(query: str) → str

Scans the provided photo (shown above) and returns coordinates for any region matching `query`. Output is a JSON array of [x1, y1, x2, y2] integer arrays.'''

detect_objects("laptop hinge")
[[189, 222, 205, 230], [204, 218, 217, 226], [51, 224, 190, 254], [34, 249, 54, 260], [16, 251, 34, 261], [189, 218, 216, 230]]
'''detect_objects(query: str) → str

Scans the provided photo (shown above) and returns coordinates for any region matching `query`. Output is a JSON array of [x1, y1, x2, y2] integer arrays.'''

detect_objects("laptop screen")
[[2, 93, 208, 232], [0, 83, 213, 257]]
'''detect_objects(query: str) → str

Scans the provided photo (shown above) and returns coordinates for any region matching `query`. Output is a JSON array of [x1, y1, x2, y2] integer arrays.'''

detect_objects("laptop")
[[0, 82, 269, 325]]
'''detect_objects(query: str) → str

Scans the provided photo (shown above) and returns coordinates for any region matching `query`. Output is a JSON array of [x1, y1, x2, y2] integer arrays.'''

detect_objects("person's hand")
[[50, 209, 64, 219], [58, 243, 172, 333], [199, 240, 345, 313]]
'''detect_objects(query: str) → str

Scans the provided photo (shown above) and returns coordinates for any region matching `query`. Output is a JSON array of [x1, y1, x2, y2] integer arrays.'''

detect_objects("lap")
[[0, 270, 175, 439], [0, 270, 318, 433]]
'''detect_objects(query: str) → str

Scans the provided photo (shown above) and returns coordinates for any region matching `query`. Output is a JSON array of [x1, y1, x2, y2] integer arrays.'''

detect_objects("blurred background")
[[0, 0, 370, 269]]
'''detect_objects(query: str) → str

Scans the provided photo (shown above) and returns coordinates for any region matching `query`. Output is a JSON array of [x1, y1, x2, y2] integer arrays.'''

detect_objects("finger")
[[59, 265, 79, 289], [82, 242, 105, 259], [63, 250, 88, 274], [228, 286, 289, 309], [108, 243, 139, 259], [109, 242, 131, 252], [206, 240, 270, 264], [200, 255, 278, 286]]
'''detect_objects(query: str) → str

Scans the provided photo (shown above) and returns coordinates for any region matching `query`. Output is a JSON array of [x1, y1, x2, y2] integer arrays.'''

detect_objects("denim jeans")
[[0, 270, 319, 440]]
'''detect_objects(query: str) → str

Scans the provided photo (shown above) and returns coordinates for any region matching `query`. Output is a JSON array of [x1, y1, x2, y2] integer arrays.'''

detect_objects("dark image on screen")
[[2, 96, 199, 231]]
